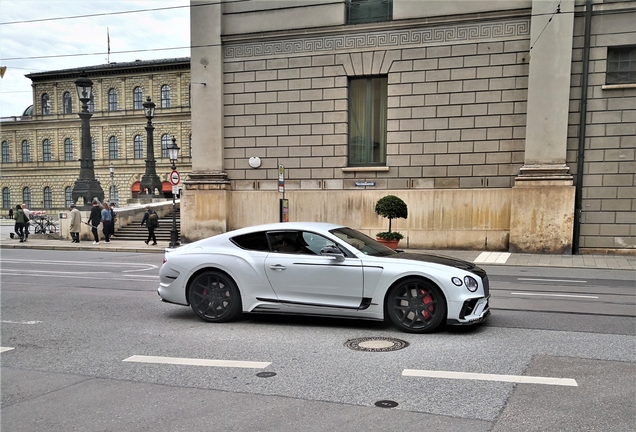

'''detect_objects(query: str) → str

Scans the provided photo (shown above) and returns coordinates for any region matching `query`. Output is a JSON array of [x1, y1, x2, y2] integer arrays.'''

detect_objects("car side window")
[[231, 231, 270, 252], [300, 231, 338, 255], [268, 231, 316, 255]]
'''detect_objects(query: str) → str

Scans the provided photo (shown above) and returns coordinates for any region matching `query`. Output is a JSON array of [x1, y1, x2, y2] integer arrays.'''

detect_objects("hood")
[[386, 252, 477, 271]]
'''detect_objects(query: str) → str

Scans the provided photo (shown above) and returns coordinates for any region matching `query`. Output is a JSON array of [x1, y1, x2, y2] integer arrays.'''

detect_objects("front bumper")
[[446, 296, 490, 325]]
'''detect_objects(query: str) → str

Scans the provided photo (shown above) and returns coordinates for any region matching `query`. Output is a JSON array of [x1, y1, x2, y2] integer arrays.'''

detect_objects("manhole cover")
[[344, 337, 409, 352], [375, 400, 399, 408]]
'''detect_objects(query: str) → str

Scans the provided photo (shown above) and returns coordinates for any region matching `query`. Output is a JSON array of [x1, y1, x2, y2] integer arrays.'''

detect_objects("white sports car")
[[158, 222, 490, 333]]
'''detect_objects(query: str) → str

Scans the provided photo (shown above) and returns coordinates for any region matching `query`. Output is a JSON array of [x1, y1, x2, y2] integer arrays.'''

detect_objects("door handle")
[[269, 264, 287, 271]]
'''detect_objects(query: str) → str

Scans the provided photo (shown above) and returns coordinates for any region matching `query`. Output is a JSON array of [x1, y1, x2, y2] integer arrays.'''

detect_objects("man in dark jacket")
[[140, 205, 157, 245], [87, 199, 102, 244]]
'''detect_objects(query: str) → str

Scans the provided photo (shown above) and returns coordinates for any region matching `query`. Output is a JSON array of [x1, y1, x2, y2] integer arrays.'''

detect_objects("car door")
[[263, 230, 363, 309]]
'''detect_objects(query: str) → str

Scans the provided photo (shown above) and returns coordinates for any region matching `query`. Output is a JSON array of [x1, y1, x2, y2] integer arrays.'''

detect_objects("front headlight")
[[451, 277, 463, 286], [464, 276, 478, 292]]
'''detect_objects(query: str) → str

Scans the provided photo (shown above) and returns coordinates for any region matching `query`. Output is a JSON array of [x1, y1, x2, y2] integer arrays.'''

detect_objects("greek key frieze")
[[225, 19, 530, 59]]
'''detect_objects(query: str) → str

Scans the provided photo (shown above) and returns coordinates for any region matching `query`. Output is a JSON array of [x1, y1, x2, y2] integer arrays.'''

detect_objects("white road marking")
[[123, 355, 271, 369], [518, 278, 587, 283], [403, 369, 578, 386], [0, 347, 15, 353], [1, 320, 42, 325], [474, 252, 511, 264], [511, 292, 598, 299], [0, 272, 156, 282]]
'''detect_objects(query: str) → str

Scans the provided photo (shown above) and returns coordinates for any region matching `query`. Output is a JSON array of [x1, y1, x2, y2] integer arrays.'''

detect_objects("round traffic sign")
[[170, 170, 180, 185]]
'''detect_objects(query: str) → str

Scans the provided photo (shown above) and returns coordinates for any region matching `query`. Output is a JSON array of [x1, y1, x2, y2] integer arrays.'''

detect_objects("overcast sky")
[[0, 0, 190, 117]]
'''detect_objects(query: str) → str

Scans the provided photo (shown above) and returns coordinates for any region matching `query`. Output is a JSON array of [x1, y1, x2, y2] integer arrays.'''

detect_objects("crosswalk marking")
[[123, 355, 271, 369], [474, 252, 511, 264], [403, 369, 578, 386]]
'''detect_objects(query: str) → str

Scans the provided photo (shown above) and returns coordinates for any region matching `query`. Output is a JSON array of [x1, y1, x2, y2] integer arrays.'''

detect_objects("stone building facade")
[[185, 0, 634, 253], [0, 58, 192, 212]]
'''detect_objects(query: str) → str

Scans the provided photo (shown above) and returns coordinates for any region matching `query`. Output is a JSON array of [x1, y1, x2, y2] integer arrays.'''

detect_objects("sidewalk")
[[1, 226, 635, 270]]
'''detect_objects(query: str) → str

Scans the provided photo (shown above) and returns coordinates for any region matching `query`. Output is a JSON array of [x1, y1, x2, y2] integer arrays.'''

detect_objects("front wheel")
[[188, 270, 242, 323], [386, 278, 447, 333]]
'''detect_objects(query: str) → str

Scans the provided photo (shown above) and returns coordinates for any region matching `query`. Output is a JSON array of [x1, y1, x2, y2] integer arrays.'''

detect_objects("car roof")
[[228, 222, 345, 236]]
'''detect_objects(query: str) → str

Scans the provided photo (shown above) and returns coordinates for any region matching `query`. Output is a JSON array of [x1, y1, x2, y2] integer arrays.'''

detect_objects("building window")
[[188, 84, 192, 107], [348, 76, 387, 166], [109, 136, 119, 159], [42, 93, 51, 115], [21, 140, 30, 162], [2, 141, 9, 163], [63, 91, 73, 114], [64, 138, 74, 161], [91, 137, 96, 160], [161, 134, 171, 158], [189, 134, 192, 157], [22, 187, 31, 208], [109, 185, 119, 205], [88, 93, 95, 113], [2, 187, 10, 209], [43, 186, 53, 209], [108, 88, 118, 111], [42, 139, 52, 162], [161, 85, 171, 108], [134, 135, 144, 159], [133, 86, 143, 110], [607, 46, 636, 84], [346, 0, 392, 25], [65, 186, 73, 208]]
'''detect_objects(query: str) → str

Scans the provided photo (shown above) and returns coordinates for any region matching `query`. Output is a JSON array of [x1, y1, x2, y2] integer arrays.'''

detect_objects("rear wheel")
[[386, 278, 446, 333], [188, 270, 242, 322]]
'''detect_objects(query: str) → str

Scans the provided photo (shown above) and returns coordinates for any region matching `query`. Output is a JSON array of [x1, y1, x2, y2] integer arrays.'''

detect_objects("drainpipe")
[[572, 0, 593, 255]]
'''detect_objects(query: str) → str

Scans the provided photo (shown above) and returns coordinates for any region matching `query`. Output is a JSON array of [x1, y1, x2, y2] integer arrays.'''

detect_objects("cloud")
[[0, 0, 190, 117]]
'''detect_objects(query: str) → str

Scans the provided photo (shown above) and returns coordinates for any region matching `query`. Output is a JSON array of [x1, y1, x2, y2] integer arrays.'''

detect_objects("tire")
[[386, 278, 447, 333], [34, 224, 44, 234], [188, 270, 242, 323]]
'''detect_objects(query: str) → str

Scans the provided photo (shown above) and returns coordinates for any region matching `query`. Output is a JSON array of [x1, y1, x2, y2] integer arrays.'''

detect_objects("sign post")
[[278, 164, 288, 222]]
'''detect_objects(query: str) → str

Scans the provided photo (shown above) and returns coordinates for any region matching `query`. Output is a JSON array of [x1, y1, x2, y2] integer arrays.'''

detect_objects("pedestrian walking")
[[21, 204, 31, 242], [101, 202, 112, 243], [87, 199, 102, 244], [8, 208, 13, 219], [14, 204, 26, 242], [140, 205, 158, 245], [69, 204, 81, 243]]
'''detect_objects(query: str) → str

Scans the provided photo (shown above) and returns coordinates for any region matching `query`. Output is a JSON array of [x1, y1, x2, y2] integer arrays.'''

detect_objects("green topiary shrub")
[[374, 195, 408, 238]]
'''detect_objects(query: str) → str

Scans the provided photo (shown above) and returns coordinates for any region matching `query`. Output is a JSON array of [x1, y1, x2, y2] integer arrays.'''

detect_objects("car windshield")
[[330, 227, 397, 257]]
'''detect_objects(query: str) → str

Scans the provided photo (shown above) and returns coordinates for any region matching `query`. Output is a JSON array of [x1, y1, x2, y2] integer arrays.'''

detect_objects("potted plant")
[[374, 195, 408, 250]]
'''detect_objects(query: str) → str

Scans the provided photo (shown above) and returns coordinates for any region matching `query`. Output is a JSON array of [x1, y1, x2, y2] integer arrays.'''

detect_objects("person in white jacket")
[[69, 204, 82, 243], [21, 203, 31, 242]]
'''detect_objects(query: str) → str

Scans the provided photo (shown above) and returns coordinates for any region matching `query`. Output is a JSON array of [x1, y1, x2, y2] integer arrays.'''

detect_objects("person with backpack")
[[141, 205, 158, 245]]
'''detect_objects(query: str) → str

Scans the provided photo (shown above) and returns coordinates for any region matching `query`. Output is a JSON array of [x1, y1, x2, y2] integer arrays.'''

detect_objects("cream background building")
[[185, 0, 635, 254], [0, 58, 192, 212]]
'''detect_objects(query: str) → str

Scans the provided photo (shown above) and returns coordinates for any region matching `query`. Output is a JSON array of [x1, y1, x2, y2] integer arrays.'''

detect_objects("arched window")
[[133, 87, 143, 110], [21, 140, 30, 162], [88, 93, 94, 113], [109, 136, 119, 159], [63, 91, 72, 114], [134, 135, 144, 159], [91, 137, 96, 160], [43, 186, 53, 209], [65, 186, 73, 208], [108, 88, 118, 111], [42, 93, 51, 115], [22, 187, 31, 208], [161, 85, 171, 108], [109, 185, 119, 205], [161, 134, 171, 158], [42, 139, 52, 162], [1, 141, 9, 163], [64, 138, 74, 161], [2, 187, 10, 209]]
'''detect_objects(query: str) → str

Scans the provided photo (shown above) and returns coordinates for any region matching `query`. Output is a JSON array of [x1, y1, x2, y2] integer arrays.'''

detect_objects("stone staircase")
[[113, 208, 180, 243]]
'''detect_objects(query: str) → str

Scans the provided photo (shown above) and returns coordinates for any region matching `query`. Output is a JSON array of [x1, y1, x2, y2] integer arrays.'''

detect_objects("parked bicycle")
[[30, 213, 59, 234]]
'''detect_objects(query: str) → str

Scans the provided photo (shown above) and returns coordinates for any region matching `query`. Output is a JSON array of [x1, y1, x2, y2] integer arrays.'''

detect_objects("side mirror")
[[320, 245, 345, 260]]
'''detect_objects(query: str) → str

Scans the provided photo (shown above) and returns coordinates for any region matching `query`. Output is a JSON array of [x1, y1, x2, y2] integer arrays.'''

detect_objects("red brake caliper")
[[421, 289, 434, 320]]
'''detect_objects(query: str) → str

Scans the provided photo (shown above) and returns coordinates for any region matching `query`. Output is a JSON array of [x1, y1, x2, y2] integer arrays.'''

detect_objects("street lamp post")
[[168, 137, 180, 248], [139, 97, 163, 197], [109, 162, 115, 204], [71, 73, 104, 208]]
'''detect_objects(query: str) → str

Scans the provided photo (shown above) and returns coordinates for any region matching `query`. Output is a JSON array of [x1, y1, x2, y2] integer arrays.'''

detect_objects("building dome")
[[22, 105, 33, 117]]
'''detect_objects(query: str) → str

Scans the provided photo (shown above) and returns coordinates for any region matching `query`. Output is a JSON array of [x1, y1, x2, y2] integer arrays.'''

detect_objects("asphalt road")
[[1, 249, 634, 431]]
